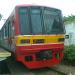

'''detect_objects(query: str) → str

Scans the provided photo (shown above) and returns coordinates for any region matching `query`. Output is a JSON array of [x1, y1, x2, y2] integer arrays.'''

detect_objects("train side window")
[[4, 25, 8, 38], [11, 20, 15, 37], [1, 29, 3, 39], [0, 34, 3, 40], [0, 30, 2, 40], [8, 21, 12, 37], [6, 24, 8, 38], [4, 27, 6, 39], [2, 28, 4, 39]]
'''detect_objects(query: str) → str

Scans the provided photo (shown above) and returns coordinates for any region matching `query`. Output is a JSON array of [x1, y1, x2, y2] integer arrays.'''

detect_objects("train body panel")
[[15, 35, 64, 45]]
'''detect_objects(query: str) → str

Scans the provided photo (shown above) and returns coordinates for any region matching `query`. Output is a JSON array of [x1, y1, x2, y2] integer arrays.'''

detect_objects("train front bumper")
[[15, 44, 64, 69]]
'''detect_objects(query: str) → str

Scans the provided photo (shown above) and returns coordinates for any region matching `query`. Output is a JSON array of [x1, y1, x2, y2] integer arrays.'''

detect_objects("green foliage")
[[64, 45, 75, 61], [64, 15, 75, 24]]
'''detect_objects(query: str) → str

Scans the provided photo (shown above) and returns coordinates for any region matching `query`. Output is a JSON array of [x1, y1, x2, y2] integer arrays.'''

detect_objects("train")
[[0, 4, 65, 69]]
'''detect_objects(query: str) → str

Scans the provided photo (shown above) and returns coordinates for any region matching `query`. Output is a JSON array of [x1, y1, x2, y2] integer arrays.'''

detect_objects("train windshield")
[[19, 7, 64, 35], [31, 8, 43, 34], [19, 8, 31, 35], [43, 9, 64, 34]]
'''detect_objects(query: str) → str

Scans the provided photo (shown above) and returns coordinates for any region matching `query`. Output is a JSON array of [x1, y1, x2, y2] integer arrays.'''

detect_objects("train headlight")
[[33, 39, 44, 44], [58, 38, 64, 42], [36, 50, 52, 61], [20, 39, 30, 44]]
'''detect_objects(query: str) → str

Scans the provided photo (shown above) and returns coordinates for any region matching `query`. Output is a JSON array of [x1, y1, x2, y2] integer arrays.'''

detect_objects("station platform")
[[0, 48, 11, 61]]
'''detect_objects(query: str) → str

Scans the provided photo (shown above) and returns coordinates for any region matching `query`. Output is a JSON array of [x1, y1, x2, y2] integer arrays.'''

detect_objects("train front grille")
[[36, 50, 53, 61]]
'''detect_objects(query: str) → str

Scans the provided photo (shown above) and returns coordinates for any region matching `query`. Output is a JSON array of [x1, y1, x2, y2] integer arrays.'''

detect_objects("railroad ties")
[[7, 58, 68, 75]]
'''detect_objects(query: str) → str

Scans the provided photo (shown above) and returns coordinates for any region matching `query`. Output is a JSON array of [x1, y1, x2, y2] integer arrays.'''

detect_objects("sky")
[[0, 0, 75, 29]]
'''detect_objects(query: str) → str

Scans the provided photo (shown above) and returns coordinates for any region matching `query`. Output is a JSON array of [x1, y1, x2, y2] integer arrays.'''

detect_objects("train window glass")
[[51, 16, 64, 34], [4, 27, 6, 39], [2, 28, 4, 39], [3, 28, 5, 38], [2, 29, 4, 39], [0, 32, 2, 40], [43, 9, 64, 34], [4, 25, 8, 38], [19, 7, 31, 35], [8, 21, 11, 37], [7, 24, 9, 38], [44, 9, 58, 15], [43, 14, 54, 34], [31, 8, 42, 34], [10, 21, 14, 37]]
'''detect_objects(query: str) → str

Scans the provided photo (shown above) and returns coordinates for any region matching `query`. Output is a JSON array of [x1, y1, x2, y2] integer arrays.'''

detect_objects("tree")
[[64, 15, 75, 23], [63, 15, 75, 25], [0, 14, 2, 21]]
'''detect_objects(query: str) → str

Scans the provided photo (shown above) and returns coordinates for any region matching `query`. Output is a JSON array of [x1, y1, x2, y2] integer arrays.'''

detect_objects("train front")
[[15, 6, 65, 69]]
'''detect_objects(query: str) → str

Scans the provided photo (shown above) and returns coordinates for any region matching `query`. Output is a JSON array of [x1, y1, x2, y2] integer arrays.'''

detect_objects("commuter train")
[[0, 4, 65, 69]]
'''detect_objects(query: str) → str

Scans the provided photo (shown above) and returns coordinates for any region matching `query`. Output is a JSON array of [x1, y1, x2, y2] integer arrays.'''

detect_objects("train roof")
[[15, 4, 61, 11], [0, 4, 61, 30]]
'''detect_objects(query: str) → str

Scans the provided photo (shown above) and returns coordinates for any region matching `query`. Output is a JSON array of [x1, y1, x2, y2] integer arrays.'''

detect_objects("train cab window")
[[19, 7, 31, 35], [19, 6, 64, 35], [43, 13, 54, 34], [43, 9, 64, 34], [31, 8, 42, 34], [51, 17, 64, 34]]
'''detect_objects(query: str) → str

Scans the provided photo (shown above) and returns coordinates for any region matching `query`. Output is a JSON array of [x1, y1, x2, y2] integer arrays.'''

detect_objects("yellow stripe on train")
[[15, 34, 65, 45]]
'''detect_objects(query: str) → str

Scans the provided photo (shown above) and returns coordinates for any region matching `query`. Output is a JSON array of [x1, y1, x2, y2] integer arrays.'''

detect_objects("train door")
[[11, 19, 16, 52], [8, 21, 12, 48], [8, 20, 15, 52]]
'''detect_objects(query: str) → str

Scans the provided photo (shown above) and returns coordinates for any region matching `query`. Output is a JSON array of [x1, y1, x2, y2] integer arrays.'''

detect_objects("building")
[[65, 22, 75, 45]]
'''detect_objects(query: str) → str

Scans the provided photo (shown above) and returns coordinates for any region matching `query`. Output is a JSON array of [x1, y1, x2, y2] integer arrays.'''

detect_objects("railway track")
[[0, 57, 69, 75], [48, 67, 67, 75]]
